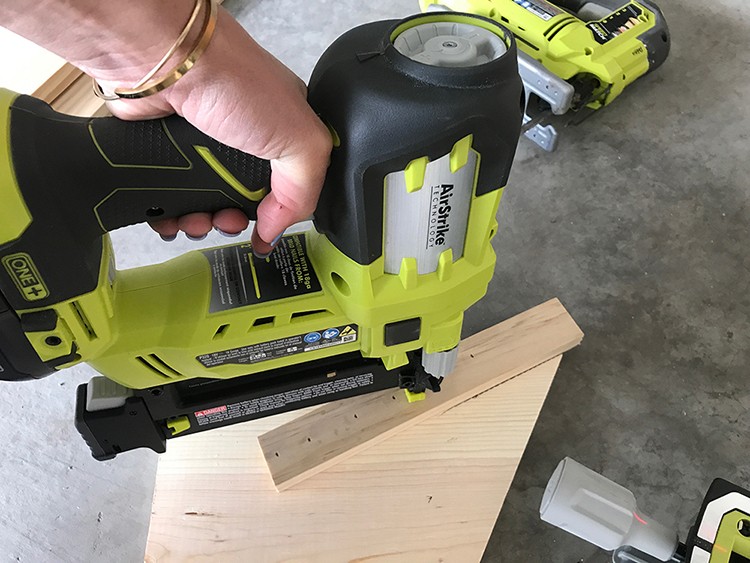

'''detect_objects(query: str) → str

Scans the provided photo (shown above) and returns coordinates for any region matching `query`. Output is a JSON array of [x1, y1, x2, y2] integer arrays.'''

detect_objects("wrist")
[[93, 0, 218, 101], [1, 0, 202, 87], [90, 0, 214, 97], [161, 8, 243, 113]]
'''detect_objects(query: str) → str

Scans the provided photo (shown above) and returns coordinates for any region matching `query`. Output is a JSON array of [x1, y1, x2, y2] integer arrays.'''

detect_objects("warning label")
[[195, 405, 227, 418], [202, 234, 321, 313], [196, 324, 359, 368], [194, 372, 374, 426]]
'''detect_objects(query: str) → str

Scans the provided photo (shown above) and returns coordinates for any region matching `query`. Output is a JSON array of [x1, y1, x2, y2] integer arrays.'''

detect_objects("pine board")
[[146, 356, 562, 563], [260, 298, 582, 491]]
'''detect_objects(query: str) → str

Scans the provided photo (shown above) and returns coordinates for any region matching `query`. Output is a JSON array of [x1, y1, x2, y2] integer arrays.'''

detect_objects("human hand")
[[97, 8, 332, 256]]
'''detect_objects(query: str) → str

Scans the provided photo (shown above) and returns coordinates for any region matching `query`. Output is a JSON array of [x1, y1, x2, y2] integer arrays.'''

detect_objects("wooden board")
[[32, 63, 80, 103], [49, 73, 107, 117], [260, 298, 582, 491], [146, 356, 562, 563]]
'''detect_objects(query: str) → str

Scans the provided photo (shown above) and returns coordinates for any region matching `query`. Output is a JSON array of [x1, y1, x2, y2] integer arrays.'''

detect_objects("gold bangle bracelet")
[[93, 0, 218, 101]]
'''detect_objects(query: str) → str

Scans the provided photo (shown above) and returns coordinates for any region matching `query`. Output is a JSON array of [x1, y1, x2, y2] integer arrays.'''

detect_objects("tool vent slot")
[[70, 301, 97, 340], [290, 309, 332, 323], [136, 355, 182, 379], [251, 316, 275, 328], [543, 16, 576, 38], [213, 324, 230, 340]]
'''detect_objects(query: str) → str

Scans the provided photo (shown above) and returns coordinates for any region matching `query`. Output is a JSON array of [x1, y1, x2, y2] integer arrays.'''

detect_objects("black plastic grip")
[[0, 95, 270, 310], [11, 95, 270, 231]]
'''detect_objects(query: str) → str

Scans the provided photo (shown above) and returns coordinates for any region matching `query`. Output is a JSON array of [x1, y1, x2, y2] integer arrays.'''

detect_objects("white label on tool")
[[193, 373, 375, 426], [196, 324, 358, 368]]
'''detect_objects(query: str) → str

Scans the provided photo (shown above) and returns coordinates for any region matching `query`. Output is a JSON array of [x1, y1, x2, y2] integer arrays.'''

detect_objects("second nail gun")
[[422, 0, 670, 150]]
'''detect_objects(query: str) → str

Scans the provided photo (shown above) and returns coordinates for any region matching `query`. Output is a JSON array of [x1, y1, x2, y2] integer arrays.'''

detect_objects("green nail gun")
[[0, 13, 523, 460], [421, 0, 670, 150]]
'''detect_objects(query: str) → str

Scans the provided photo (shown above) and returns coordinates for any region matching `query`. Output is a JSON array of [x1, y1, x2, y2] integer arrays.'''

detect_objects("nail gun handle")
[[6, 91, 270, 233], [0, 89, 272, 310]]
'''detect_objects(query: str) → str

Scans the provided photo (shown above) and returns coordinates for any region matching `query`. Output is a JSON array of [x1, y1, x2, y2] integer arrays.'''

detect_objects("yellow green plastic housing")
[[421, 0, 659, 107]]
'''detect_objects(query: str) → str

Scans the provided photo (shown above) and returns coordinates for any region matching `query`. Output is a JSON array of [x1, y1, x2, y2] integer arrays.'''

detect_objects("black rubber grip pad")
[[11, 95, 270, 232]]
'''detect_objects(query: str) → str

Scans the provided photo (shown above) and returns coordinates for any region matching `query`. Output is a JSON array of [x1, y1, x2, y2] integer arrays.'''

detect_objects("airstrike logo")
[[2, 253, 49, 301], [427, 183, 454, 249]]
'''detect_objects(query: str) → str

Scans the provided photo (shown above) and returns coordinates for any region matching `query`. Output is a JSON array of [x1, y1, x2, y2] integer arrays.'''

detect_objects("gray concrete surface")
[[481, 1, 750, 560], [1, 0, 748, 561]]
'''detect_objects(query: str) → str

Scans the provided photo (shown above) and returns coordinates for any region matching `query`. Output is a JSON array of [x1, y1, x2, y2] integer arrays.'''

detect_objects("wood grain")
[[259, 298, 582, 491], [49, 73, 107, 117], [33, 63, 81, 103], [146, 356, 563, 562]]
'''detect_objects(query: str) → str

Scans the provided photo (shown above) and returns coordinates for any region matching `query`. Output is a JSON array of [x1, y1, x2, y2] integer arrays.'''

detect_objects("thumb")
[[251, 135, 331, 257]]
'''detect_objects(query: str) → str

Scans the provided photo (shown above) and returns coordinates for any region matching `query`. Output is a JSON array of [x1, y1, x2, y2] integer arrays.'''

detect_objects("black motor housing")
[[308, 14, 524, 265]]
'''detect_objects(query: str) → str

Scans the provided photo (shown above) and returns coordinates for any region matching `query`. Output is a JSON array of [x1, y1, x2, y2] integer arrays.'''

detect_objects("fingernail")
[[214, 227, 241, 238], [186, 233, 207, 242], [160, 234, 177, 242], [271, 231, 285, 246], [252, 231, 285, 260]]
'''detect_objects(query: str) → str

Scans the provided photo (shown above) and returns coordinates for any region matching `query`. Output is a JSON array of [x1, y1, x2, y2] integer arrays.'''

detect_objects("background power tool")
[[422, 0, 670, 150], [541, 458, 750, 563], [0, 13, 523, 460]]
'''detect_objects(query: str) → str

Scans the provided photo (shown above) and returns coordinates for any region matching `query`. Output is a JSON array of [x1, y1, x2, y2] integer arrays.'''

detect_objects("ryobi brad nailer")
[[0, 13, 523, 460], [422, 0, 670, 150], [541, 457, 750, 563]]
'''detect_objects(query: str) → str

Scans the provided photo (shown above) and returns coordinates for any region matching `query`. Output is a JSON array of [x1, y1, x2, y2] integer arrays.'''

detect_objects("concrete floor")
[[1, 0, 748, 561]]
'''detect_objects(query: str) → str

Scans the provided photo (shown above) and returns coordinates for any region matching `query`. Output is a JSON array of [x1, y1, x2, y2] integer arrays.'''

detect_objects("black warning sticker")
[[202, 234, 321, 312], [587, 3, 644, 45], [193, 372, 375, 427], [196, 324, 359, 368], [512, 0, 563, 21]]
